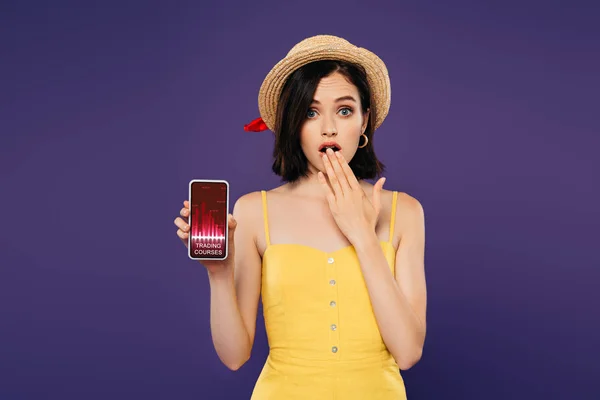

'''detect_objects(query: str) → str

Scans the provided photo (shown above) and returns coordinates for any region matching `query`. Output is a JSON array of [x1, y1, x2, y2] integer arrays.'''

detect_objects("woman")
[[174, 35, 427, 399]]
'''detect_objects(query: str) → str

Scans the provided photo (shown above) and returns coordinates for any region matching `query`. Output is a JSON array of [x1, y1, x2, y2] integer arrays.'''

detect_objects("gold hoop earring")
[[358, 133, 369, 148]]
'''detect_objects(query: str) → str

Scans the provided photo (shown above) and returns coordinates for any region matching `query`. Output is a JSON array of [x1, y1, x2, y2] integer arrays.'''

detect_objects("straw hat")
[[245, 34, 391, 133]]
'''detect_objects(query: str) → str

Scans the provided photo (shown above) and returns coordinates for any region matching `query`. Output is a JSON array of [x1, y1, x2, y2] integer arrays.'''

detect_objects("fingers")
[[322, 149, 347, 197], [180, 201, 190, 220], [318, 171, 336, 206], [175, 200, 191, 245], [174, 216, 189, 233], [176, 228, 189, 241], [174, 213, 190, 244], [327, 149, 351, 194], [180, 206, 189, 219], [334, 150, 361, 190], [178, 201, 190, 230]]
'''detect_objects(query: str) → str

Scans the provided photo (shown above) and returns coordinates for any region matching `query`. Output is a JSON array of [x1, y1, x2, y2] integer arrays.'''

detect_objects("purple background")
[[1, 1, 598, 399]]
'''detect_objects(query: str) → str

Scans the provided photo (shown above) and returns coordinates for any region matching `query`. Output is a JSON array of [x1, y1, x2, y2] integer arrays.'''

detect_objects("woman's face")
[[300, 71, 369, 176]]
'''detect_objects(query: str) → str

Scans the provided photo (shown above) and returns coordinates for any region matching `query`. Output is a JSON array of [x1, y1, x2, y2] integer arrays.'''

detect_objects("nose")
[[321, 118, 337, 137]]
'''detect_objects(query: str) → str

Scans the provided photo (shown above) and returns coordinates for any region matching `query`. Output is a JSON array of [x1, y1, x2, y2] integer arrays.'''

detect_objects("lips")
[[318, 141, 342, 152]]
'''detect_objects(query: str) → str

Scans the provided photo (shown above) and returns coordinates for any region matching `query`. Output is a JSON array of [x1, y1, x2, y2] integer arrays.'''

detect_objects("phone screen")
[[188, 180, 229, 260]]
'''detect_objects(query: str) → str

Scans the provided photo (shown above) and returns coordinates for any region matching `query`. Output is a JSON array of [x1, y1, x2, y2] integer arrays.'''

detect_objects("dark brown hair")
[[271, 60, 385, 182]]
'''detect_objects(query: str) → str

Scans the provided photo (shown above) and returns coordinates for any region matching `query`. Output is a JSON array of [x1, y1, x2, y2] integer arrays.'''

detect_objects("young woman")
[[174, 35, 427, 399]]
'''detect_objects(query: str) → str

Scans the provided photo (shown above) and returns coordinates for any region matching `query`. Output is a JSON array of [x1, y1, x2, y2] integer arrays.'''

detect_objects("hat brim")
[[258, 45, 391, 132]]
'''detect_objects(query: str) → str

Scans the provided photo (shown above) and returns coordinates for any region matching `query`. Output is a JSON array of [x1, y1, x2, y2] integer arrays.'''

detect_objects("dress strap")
[[261, 190, 271, 247], [388, 191, 398, 243]]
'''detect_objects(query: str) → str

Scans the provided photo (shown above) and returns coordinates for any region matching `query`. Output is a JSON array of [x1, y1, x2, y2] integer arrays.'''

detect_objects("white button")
[[332, 346, 338, 353], [327, 257, 335, 264], [329, 279, 336, 286], [330, 301, 336, 307], [331, 324, 337, 331]]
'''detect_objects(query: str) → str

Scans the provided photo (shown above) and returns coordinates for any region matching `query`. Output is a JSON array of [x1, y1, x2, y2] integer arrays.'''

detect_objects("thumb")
[[228, 214, 237, 231], [227, 214, 237, 251], [372, 177, 386, 211]]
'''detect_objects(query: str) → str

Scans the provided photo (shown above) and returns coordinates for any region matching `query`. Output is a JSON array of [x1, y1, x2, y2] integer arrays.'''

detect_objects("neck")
[[282, 168, 369, 200]]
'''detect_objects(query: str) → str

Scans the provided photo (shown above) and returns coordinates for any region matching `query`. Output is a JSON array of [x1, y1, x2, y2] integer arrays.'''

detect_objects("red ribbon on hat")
[[244, 117, 268, 132]]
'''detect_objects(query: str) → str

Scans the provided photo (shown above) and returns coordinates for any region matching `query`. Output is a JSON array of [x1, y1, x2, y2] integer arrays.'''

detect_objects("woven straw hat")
[[255, 34, 391, 132]]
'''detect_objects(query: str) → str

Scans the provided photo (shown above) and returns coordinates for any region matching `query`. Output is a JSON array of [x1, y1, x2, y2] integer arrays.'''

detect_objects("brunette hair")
[[271, 60, 385, 182]]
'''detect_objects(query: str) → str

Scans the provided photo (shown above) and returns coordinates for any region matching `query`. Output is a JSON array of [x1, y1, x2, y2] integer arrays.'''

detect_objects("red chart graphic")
[[191, 203, 225, 240]]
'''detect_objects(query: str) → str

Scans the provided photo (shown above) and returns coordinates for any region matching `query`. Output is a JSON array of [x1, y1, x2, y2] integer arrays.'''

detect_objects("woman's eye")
[[339, 107, 353, 116], [307, 108, 352, 118]]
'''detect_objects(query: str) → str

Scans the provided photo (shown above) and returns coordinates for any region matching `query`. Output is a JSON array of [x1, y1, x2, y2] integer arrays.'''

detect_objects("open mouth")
[[318, 142, 341, 153]]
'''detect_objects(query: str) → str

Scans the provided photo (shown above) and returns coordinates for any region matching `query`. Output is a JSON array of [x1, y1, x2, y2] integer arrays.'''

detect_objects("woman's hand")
[[318, 148, 386, 245]]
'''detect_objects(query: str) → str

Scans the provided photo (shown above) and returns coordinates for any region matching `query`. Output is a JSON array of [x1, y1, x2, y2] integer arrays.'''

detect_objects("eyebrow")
[[311, 95, 357, 105]]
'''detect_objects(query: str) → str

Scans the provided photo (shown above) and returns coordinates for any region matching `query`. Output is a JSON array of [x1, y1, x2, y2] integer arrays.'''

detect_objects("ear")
[[362, 108, 370, 133]]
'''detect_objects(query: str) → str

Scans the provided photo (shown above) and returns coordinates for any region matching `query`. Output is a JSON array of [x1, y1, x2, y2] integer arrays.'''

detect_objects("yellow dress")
[[251, 190, 407, 399]]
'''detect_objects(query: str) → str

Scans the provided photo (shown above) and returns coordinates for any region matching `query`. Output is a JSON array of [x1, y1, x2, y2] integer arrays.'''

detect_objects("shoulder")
[[232, 191, 266, 246], [393, 191, 425, 239], [234, 190, 264, 204], [385, 190, 424, 240], [395, 191, 424, 216], [232, 191, 264, 222], [233, 185, 298, 215], [378, 189, 422, 212]]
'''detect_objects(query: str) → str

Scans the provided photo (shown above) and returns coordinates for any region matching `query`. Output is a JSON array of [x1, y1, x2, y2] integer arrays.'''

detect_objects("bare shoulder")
[[232, 191, 265, 239], [393, 191, 425, 239], [233, 190, 262, 209], [233, 191, 264, 221], [396, 191, 424, 215], [377, 188, 422, 214]]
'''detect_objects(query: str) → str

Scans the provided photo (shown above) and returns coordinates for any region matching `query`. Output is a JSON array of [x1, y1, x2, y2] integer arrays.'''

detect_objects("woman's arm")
[[207, 192, 263, 370], [353, 193, 427, 370]]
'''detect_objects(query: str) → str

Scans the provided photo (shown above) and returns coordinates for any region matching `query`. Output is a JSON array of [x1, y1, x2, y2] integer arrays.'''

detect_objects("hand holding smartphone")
[[174, 180, 236, 269], [188, 179, 230, 260]]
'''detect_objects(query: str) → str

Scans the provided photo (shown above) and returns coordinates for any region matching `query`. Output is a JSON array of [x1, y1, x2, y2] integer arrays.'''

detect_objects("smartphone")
[[188, 179, 229, 261]]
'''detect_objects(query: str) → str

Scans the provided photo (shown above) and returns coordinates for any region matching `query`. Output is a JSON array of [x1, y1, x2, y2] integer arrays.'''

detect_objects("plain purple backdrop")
[[1, 1, 598, 399]]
